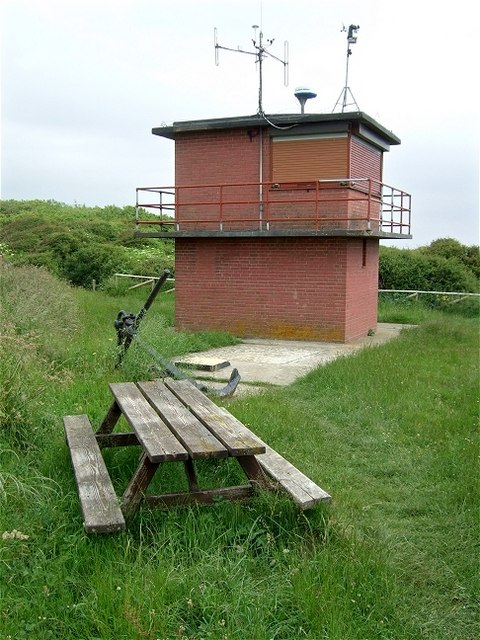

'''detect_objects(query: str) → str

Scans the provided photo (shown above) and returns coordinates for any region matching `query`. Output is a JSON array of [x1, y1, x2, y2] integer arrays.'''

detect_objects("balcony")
[[134, 178, 412, 239]]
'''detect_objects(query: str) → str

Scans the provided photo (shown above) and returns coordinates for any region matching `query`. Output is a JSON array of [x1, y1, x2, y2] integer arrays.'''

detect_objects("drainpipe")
[[259, 127, 263, 231]]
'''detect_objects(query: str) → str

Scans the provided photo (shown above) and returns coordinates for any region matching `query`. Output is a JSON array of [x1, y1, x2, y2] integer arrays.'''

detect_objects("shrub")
[[379, 246, 478, 292], [420, 238, 480, 280], [61, 243, 125, 287]]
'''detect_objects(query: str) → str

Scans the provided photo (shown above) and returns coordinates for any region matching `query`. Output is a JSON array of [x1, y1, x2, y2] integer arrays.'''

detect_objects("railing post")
[[264, 181, 270, 231], [367, 179, 372, 230], [219, 185, 223, 232], [135, 188, 139, 233], [175, 186, 180, 232], [400, 190, 404, 234], [408, 194, 412, 234], [315, 180, 319, 229]]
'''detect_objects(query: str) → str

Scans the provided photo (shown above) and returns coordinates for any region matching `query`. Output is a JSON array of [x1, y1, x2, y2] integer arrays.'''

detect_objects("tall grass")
[[1, 264, 478, 639]]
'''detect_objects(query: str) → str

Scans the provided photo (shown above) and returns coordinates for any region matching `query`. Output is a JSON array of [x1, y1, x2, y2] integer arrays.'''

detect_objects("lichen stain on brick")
[[228, 320, 345, 343]]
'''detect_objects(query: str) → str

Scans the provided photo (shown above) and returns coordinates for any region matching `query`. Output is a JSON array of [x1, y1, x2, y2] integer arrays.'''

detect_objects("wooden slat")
[[95, 432, 140, 448], [164, 379, 266, 456], [145, 484, 254, 508], [63, 415, 125, 533], [137, 380, 228, 459], [109, 382, 188, 462], [159, 384, 330, 508], [256, 446, 331, 510]]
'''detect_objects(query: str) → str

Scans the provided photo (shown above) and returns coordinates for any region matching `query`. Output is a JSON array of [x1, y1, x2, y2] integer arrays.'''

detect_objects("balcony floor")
[[134, 228, 412, 240]]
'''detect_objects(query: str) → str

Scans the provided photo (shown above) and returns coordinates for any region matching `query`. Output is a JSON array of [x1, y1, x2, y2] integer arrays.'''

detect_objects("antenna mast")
[[332, 24, 360, 113], [214, 25, 289, 115]]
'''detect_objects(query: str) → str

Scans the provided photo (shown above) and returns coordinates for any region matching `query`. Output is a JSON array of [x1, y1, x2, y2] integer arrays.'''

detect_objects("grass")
[[1, 267, 479, 639]]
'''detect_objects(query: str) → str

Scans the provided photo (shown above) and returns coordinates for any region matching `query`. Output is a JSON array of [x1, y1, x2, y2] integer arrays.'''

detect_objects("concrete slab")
[[175, 356, 230, 371], [174, 323, 416, 390]]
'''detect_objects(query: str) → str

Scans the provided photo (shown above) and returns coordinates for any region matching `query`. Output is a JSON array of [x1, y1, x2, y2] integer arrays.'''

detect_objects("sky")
[[1, 0, 478, 248]]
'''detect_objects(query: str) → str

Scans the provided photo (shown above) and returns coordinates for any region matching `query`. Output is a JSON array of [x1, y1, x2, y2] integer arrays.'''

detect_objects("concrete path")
[[175, 323, 415, 393]]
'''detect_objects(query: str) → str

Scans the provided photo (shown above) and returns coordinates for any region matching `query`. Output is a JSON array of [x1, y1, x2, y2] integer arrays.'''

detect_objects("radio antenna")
[[332, 24, 360, 113], [214, 25, 289, 115]]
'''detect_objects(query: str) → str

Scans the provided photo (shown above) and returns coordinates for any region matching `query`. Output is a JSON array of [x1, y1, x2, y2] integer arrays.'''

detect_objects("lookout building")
[[135, 111, 411, 342]]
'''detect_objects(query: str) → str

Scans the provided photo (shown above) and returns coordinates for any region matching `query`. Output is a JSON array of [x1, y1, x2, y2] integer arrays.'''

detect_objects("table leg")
[[237, 455, 272, 490], [96, 400, 122, 435], [183, 458, 199, 492], [122, 453, 159, 519]]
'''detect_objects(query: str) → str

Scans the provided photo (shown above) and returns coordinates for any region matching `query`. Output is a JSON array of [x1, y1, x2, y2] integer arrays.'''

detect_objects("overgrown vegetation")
[[379, 238, 479, 293], [0, 199, 174, 288], [1, 262, 478, 639], [1, 200, 479, 299]]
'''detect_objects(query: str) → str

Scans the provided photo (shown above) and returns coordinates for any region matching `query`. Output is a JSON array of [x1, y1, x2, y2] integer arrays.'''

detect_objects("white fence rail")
[[379, 289, 480, 305], [111, 276, 478, 304], [113, 272, 175, 291]]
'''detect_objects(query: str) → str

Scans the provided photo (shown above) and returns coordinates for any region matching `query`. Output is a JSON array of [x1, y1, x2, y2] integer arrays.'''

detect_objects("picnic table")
[[64, 379, 331, 533]]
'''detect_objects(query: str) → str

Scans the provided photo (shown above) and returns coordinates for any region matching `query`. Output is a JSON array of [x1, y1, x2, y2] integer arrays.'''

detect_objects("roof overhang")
[[152, 111, 401, 150]]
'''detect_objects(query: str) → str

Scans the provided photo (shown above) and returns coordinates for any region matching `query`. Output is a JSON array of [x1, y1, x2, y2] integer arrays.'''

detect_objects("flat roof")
[[152, 111, 401, 146]]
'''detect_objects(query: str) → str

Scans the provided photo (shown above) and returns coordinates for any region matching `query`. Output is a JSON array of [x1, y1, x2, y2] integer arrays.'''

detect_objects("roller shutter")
[[272, 135, 348, 182]]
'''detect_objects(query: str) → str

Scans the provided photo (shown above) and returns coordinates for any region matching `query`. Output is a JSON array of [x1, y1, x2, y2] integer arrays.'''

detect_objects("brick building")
[[136, 111, 411, 342]]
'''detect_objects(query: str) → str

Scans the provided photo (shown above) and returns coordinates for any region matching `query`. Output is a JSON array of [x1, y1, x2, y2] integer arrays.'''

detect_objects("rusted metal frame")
[[115, 268, 170, 369], [219, 185, 223, 231], [135, 179, 412, 233], [367, 179, 372, 229], [136, 187, 176, 228], [264, 182, 270, 230]]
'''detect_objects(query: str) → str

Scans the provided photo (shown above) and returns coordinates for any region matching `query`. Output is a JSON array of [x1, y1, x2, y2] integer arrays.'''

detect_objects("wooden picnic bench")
[[64, 379, 331, 533]]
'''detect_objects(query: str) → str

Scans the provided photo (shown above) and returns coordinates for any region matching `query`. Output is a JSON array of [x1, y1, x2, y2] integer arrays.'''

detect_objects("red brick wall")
[[175, 237, 379, 342], [174, 129, 382, 232], [175, 128, 266, 186], [344, 238, 379, 341]]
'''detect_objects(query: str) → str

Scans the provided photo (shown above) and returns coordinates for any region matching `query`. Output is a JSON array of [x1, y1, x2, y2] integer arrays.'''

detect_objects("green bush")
[[0, 200, 175, 288], [60, 243, 124, 287], [421, 238, 480, 279], [379, 245, 478, 293]]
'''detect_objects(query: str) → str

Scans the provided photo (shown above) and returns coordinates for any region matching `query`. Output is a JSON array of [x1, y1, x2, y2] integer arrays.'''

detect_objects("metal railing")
[[135, 178, 411, 235]]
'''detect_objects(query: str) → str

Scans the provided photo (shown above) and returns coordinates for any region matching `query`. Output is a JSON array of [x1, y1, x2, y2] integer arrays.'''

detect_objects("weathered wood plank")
[[121, 453, 159, 519], [256, 446, 331, 509], [164, 379, 266, 456], [137, 380, 228, 459], [145, 484, 254, 508], [237, 455, 272, 490], [109, 382, 188, 463], [95, 432, 140, 448], [97, 400, 122, 434], [63, 415, 126, 533]]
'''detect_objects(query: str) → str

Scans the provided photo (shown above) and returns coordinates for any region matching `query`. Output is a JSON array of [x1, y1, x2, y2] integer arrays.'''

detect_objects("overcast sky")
[[1, 0, 478, 247]]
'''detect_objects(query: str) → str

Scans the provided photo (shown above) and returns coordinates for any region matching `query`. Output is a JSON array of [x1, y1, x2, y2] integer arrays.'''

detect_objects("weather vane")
[[214, 25, 289, 115], [332, 24, 360, 113]]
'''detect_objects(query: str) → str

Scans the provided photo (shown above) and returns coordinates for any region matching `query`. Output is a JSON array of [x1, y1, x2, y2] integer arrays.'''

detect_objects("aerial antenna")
[[332, 24, 360, 113], [214, 25, 289, 115]]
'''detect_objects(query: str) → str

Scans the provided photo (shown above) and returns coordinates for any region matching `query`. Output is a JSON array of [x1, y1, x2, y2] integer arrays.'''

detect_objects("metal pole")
[[115, 268, 170, 368]]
